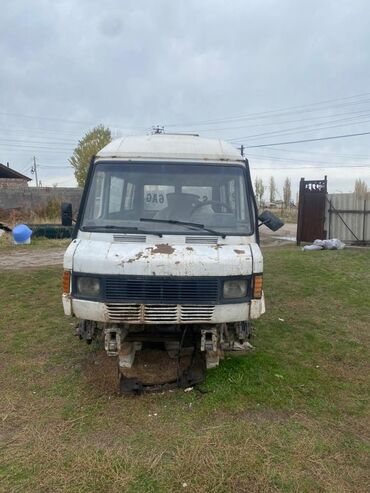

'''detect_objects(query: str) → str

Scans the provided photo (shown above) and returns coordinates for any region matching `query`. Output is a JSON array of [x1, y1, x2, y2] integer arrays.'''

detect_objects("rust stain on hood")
[[148, 244, 175, 255], [124, 244, 175, 264], [126, 251, 147, 263]]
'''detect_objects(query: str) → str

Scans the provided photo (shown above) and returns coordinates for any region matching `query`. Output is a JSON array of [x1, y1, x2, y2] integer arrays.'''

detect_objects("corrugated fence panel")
[[325, 193, 370, 242]]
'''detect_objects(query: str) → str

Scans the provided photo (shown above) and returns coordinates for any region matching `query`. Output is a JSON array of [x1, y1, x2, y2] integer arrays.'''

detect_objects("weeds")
[[0, 198, 62, 226], [0, 247, 369, 492]]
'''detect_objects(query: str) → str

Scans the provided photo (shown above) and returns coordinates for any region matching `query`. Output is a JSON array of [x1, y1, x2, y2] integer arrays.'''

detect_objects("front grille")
[[105, 303, 215, 323], [181, 305, 214, 322], [104, 277, 220, 304], [106, 304, 141, 322], [144, 305, 178, 323]]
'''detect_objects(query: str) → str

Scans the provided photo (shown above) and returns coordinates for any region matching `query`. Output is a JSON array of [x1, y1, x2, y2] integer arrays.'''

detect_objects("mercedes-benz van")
[[62, 133, 281, 393]]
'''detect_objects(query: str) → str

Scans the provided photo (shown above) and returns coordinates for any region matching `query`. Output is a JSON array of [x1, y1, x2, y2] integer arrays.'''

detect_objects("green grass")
[[0, 232, 70, 252], [0, 247, 369, 492]]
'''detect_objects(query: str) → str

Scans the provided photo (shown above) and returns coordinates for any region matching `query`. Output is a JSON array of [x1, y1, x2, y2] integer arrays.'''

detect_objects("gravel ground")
[[0, 248, 65, 270]]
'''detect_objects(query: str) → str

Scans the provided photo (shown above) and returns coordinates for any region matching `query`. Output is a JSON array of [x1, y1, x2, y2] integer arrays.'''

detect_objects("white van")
[[62, 133, 282, 393]]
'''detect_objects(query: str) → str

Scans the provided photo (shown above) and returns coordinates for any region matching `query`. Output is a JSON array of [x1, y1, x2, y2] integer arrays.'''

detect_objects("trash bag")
[[302, 244, 323, 251], [303, 238, 345, 251], [323, 239, 345, 250]]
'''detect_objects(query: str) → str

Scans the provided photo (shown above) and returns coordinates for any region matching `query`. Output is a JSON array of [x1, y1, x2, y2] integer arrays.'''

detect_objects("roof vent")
[[113, 234, 147, 243], [185, 236, 218, 245]]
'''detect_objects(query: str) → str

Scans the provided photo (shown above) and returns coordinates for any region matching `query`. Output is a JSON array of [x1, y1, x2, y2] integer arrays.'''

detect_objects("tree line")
[[254, 176, 292, 208]]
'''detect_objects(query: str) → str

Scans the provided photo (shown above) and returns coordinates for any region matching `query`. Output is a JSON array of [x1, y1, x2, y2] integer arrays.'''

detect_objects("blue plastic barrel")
[[12, 224, 33, 244]]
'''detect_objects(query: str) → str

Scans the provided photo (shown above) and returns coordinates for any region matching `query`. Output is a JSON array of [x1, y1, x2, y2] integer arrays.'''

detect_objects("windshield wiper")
[[81, 225, 162, 237], [139, 218, 226, 238]]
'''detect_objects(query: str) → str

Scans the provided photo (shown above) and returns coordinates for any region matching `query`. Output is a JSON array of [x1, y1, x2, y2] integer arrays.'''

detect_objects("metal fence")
[[325, 193, 370, 244]]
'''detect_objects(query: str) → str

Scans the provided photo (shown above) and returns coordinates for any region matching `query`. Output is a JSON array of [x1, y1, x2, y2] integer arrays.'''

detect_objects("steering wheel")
[[191, 199, 233, 214]]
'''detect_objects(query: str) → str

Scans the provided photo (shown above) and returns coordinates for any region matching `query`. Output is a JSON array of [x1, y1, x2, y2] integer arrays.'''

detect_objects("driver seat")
[[153, 193, 207, 221]]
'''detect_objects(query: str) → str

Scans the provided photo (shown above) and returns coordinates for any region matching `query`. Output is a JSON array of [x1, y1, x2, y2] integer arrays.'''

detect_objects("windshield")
[[81, 162, 253, 235]]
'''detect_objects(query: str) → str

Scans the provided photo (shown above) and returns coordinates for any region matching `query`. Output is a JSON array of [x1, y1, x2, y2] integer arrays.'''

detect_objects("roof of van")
[[96, 134, 244, 163]]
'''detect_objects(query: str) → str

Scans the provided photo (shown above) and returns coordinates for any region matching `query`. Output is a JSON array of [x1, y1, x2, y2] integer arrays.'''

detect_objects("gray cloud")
[[0, 0, 369, 193]]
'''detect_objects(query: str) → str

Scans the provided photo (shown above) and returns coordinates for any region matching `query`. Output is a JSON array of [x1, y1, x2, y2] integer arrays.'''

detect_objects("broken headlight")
[[76, 276, 101, 297], [223, 280, 247, 299]]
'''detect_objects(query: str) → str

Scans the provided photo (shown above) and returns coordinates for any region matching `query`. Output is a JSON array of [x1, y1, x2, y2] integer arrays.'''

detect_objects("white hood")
[[65, 239, 261, 277]]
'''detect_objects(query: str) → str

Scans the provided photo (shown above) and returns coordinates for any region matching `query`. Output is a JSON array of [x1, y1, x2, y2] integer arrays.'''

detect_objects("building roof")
[[96, 134, 244, 163], [0, 162, 31, 181]]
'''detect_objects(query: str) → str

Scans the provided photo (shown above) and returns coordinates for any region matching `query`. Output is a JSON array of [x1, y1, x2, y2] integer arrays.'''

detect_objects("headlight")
[[77, 277, 101, 296], [223, 280, 247, 299]]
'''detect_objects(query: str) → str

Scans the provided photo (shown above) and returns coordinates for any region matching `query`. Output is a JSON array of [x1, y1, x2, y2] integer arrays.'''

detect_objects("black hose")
[[0, 223, 12, 232]]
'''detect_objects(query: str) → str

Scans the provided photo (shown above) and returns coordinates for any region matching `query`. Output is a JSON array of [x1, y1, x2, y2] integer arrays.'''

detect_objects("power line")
[[248, 154, 370, 167], [0, 137, 77, 146], [252, 146, 370, 160], [20, 164, 32, 173], [0, 125, 88, 137], [248, 153, 369, 165], [194, 107, 370, 133], [0, 110, 147, 130], [2, 91, 370, 137], [250, 164, 370, 170], [228, 114, 370, 142], [241, 130, 370, 148], [0, 143, 73, 151], [38, 165, 72, 169], [164, 91, 370, 127]]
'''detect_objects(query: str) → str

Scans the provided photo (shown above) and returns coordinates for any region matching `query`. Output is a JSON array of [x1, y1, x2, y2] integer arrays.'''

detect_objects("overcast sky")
[[1, 0, 370, 198]]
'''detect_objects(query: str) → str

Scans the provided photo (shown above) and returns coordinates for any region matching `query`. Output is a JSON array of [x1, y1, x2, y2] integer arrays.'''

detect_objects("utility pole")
[[240, 144, 244, 157], [31, 156, 39, 187]]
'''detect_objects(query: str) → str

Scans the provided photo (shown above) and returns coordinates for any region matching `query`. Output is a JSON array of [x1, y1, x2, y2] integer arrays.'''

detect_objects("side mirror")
[[258, 210, 284, 232], [61, 202, 73, 227]]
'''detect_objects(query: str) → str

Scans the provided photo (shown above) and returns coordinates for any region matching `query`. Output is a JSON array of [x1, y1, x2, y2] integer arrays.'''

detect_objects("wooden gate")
[[296, 177, 327, 245]]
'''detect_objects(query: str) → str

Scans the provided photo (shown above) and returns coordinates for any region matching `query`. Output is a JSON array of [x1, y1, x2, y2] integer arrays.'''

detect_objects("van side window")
[[228, 179, 236, 210], [108, 176, 125, 213], [87, 171, 105, 219], [124, 182, 135, 210]]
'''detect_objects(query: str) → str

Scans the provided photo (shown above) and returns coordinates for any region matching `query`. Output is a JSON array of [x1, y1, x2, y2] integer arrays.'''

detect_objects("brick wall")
[[0, 178, 29, 189], [0, 186, 83, 213]]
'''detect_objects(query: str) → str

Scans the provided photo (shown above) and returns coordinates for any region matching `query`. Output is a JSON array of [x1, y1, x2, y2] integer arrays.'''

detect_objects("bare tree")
[[269, 176, 277, 203], [254, 177, 265, 207], [283, 177, 291, 208], [354, 178, 368, 197]]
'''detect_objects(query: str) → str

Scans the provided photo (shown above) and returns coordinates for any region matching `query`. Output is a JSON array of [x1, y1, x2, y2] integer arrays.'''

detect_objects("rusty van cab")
[[62, 133, 282, 393]]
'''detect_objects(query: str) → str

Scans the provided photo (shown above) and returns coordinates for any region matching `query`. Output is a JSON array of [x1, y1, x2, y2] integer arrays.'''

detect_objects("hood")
[[70, 240, 255, 276]]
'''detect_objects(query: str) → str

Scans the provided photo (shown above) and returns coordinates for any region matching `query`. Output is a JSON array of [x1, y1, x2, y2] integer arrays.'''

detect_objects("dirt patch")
[[122, 349, 191, 385], [148, 244, 175, 255], [0, 248, 64, 270], [82, 349, 193, 392]]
